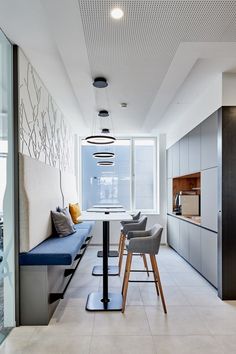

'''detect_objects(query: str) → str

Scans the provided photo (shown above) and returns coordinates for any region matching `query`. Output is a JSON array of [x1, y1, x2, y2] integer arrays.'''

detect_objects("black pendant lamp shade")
[[93, 152, 115, 159], [97, 161, 114, 166], [93, 77, 108, 88], [98, 110, 109, 117], [85, 135, 116, 144]]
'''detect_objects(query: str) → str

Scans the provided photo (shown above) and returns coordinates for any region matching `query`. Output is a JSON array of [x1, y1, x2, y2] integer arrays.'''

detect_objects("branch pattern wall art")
[[19, 50, 74, 173]]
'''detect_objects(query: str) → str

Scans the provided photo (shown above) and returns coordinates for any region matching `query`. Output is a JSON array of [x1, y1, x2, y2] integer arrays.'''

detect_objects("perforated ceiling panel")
[[78, 0, 236, 132]]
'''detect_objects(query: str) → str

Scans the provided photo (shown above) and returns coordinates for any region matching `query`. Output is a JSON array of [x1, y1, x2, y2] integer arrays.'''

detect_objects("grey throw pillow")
[[57, 206, 74, 227], [51, 210, 76, 237]]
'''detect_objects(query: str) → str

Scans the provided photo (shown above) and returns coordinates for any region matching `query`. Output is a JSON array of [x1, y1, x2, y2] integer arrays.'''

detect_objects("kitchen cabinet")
[[172, 142, 180, 177], [167, 215, 179, 252], [167, 147, 173, 178], [179, 219, 189, 261], [188, 125, 201, 173], [189, 223, 201, 273], [201, 228, 218, 287], [201, 111, 218, 170], [201, 167, 218, 232], [179, 135, 189, 176]]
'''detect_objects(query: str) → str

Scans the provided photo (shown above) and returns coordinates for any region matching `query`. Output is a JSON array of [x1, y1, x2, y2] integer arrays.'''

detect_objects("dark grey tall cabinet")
[[218, 106, 236, 300]]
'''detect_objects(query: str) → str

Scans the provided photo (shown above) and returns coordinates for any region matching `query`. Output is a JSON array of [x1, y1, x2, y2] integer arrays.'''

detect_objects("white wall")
[[165, 73, 236, 149]]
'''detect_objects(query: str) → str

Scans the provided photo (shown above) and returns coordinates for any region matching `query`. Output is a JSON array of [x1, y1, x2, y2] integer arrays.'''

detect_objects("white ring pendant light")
[[97, 161, 114, 166], [85, 134, 116, 145], [93, 152, 115, 158]]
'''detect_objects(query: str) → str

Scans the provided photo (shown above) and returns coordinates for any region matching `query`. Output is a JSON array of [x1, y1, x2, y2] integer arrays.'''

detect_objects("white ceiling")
[[0, 0, 236, 135]]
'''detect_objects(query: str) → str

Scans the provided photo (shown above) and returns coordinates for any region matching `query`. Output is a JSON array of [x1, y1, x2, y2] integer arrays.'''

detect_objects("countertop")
[[168, 213, 201, 226]]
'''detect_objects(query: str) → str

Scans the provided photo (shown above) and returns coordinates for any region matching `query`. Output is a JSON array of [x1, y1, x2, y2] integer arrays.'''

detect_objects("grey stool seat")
[[118, 215, 148, 275], [118, 211, 141, 252], [122, 224, 167, 314]]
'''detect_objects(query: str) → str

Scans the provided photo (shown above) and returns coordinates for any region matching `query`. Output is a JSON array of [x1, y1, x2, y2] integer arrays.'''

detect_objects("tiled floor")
[[1, 245, 236, 353]]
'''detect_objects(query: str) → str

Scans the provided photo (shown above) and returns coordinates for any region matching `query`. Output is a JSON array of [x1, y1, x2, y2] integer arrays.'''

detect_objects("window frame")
[[79, 136, 158, 214]]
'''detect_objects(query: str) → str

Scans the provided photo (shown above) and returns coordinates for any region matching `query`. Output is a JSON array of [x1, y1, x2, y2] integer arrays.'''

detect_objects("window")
[[0, 30, 15, 341], [81, 137, 157, 212]]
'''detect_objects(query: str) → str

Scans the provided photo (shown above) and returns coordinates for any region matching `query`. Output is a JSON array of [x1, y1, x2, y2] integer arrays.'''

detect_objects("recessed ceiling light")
[[111, 7, 124, 20]]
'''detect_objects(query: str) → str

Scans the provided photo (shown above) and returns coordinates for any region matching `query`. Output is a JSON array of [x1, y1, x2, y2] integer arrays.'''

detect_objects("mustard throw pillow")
[[69, 203, 81, 224]]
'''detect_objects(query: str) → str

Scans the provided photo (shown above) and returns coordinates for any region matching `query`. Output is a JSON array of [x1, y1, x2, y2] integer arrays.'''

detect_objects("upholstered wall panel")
[[18, 49, 74, 173], [60, 171, 78, 207], [19, 153, 62, 252]]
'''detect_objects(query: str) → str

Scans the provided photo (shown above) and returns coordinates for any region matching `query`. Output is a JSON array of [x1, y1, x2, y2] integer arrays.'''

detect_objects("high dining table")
[[79, 211, 132, 311], [87, 205, 126, 258]]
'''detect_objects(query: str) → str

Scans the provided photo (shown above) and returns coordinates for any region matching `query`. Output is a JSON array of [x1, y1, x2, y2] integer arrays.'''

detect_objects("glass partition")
[[0, 30, 15, 343]]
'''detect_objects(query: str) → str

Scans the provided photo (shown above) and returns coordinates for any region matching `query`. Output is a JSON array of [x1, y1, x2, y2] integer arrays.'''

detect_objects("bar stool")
[[121, 224, 167, 314], [118, 211, 141, 255], [118, 215, 148, 275]]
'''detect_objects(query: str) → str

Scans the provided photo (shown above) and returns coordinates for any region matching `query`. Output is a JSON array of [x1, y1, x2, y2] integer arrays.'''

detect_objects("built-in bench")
[[19, 154, 95, 325], [20, 221, 95, 325], [19, 222, 94, 266]]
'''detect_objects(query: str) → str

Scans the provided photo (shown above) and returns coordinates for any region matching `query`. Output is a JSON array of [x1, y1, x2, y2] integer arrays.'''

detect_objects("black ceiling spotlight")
[[93, 77, 108, 88], [97, 161, 114, 166], [93, 152, 115, 159], [101, 128, 110, 134], [98, 110, 109, 117]]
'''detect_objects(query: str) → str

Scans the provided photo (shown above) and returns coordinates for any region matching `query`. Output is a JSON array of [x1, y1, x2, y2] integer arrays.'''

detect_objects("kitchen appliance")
[[179, 194, 199, 216]]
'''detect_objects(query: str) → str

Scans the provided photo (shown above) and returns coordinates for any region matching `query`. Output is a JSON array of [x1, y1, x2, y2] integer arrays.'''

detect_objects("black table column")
[[86, 220, 122, 311]]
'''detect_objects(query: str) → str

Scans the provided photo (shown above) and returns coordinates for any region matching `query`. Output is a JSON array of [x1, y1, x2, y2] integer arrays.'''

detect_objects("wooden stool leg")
[[118, 231, 123, 254], [122, 252, 132, 313], [141, 253, 149, 276], [118, 233, 126, 275], [150, 254, 159, 296], [122, 254, 129, 295], [151, 255, 167, 314]]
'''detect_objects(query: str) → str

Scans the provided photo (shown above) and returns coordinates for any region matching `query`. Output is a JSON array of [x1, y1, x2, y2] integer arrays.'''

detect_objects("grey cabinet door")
[[172, 142, 180, 177], [189, 125, 201, 173], [180, 135, 189, 176], [167, 178, 173, 213], [201, 167, 218, 232], [167, 216, 179, 252], [201, 229, 218, 288], [189, 223, 201, 272], [167, 147, 173, 178], [179, 219, 189, 261], [201, 111, 218, 170]]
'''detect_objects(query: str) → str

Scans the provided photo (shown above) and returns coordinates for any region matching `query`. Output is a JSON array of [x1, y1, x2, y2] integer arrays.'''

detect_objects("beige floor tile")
[[215, 335, 236, 354], [178, 286, 227, 307], [170, 271, 210, 287], [0, 336, 32, 354], [93, 306, 151, 335], [153, 335, 224, 354], [90, 335, 156, 354], [49, 306, 94, 335], [140, 286, 190, 306], [195, 306, 236, 335], [24, 330, 91, 354], [145, 305, 211, 335], [69, 271, 100, 289]]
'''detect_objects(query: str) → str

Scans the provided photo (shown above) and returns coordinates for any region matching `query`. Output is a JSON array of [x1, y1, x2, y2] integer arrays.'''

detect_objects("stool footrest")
[[128, 280, 158, 283], [130, 269, 153, 273]]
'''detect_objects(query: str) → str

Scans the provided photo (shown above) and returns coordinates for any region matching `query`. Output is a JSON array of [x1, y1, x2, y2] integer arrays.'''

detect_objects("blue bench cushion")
[[20, 229, 89, 266], [75, 221, 95, 234]]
